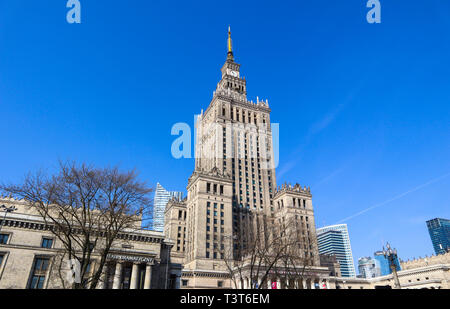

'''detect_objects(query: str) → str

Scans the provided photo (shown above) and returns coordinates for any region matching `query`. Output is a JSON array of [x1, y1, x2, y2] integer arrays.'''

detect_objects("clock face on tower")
[[227, 69, 239, 77]]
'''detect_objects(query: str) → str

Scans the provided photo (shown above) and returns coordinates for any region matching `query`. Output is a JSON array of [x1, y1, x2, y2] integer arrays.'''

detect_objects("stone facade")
[[401, 251, 450, 270], [332, 262, 450, 289], [163, 29, 331, 289], [0, 197, 182, 289]]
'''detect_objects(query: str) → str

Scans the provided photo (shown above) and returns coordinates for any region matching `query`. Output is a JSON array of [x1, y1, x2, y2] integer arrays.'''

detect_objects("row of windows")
[[206, 251, 224, 259], [206, 226, 225, 233], [0, 233, 53, 248], [276, 198, 307, 209], [223, 106, 266, 126], [206, 242, 225, 250], [181, 279, 224, 288], [206, 183, 224, 195]]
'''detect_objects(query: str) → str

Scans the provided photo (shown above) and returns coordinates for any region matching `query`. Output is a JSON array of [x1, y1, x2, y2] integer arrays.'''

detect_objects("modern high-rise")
[[358, 256, 381, 278], [426, 218, 450, 255], [316, 224, 356, 278], [374, 250, 401, 276], [152, 183, 183, 232]]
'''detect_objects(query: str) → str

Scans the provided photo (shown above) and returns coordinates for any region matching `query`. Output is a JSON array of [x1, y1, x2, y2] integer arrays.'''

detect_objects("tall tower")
[[174, 29, 325, 288], [191, 28, 278, 260]]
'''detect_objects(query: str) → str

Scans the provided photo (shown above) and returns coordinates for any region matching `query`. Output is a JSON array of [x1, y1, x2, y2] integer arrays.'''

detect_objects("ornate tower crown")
[[218, 27, 247, 96]]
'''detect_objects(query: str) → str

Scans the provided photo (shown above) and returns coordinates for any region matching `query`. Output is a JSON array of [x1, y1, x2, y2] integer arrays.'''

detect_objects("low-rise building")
[[0, 197, 182, 289], [332, 253, 450, 289]]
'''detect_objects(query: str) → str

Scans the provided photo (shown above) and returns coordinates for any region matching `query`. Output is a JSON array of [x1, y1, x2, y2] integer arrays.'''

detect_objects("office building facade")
[[316, 224, 356, 278], [358, 256, 381, 278], [153, 183, 183, 232], [374, 250, 401, 276], [427, 218, 450, 255]]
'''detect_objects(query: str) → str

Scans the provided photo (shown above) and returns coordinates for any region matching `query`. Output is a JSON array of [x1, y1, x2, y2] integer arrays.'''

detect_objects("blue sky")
[[1, 0, 449, 271]]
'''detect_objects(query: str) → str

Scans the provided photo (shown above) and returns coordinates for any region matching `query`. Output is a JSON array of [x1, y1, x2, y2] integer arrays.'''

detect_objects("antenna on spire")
[[227, 26, 234, 60]]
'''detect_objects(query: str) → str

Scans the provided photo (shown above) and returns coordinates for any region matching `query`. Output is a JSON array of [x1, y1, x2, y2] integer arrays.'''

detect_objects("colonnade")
[[237, 277, 330, 289], [98, 261, 154, 289]]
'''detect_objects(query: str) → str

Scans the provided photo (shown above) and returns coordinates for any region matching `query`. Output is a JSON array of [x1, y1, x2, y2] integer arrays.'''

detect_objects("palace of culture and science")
[[164, 28, 331, 289], [1, 29, 447, 290]]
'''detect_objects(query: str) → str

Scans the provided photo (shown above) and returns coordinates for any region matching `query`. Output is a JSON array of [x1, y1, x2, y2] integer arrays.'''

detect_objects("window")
[[182, 280, 189, 287], [28, 257, 50, 289], [0, 234, 9, 244], [41, 238, 53, 249], [218, 281, 223, 288], [0, 254, 4, 267]]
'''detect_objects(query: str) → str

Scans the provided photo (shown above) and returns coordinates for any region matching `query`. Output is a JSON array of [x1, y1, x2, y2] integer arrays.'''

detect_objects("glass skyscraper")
[[426, 218, 450, 255], [316, 224, 356, 278], [374, 251, 401, 276], [152, 183, 183, 232]]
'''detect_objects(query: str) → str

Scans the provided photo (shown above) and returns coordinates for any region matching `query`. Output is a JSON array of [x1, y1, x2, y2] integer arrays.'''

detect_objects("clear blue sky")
[[1, 1, 449, 270]]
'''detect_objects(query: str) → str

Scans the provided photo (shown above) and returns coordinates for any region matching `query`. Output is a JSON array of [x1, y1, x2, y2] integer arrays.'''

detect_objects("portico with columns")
[[103, 253, 156, 290]]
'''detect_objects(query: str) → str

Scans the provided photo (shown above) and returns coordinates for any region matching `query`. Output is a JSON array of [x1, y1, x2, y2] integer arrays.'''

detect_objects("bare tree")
[[270, 215, 319, 289], [0, 161, 153, 289], [222, 213, 319, 289]]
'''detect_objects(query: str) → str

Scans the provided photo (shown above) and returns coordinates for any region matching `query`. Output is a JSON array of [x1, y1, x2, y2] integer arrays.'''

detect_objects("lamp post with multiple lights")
[[0, 205, 17, 234], [383, 243, 401, 289]]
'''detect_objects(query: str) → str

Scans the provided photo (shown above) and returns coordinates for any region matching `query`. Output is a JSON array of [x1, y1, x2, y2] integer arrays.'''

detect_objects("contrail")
[[336, 172, 450, 224]]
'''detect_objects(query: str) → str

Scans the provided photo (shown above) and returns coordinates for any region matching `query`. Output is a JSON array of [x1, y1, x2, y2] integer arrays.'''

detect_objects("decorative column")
[[112, 261, 123, 289], [144, 263, 153, 289], [130, 263, 139, 289], [97, 264, 107, 289]]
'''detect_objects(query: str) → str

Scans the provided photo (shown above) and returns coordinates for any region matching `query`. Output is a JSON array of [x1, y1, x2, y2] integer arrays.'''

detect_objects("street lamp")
[[0, 205, 17, 234], [382, 243, 401, 289]]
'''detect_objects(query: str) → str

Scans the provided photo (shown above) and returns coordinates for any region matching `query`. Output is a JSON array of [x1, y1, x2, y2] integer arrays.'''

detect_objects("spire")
[[227, 26, 234, 60]]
